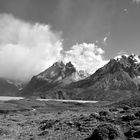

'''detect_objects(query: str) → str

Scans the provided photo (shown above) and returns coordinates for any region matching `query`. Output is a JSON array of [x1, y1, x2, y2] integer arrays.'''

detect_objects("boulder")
[[121, 114, 136, 122], [85, 123, 125, 140], [133, 130, 140, 138]]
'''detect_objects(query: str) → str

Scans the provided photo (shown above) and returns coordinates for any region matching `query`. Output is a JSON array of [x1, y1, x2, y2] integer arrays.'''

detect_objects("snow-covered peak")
[[114, 54, 129, 61], [132, 55, 140, 64], [114, 54, 140, 64]]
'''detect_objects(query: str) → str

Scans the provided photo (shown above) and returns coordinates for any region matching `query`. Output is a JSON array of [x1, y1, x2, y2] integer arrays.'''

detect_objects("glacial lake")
[[0, 96, 98, 103], [37, 99, 98, 103], [0, 96, 24, 101]]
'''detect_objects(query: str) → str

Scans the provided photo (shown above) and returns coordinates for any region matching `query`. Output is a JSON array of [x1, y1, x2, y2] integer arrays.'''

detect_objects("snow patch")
[[134, 55, 140, 64], [114, 54, 140, 64], [114, 54, 129, 61]]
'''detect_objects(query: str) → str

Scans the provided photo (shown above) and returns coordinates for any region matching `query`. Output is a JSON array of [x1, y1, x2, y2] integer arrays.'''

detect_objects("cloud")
[[132, 0, 140, 4], [0, 14, 63, 81], [63, 43, 108, 74], [0, 14, 108, 81]]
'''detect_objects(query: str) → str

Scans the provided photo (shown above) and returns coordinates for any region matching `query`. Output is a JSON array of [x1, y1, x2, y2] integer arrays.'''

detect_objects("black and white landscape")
[[0, 0, 140, 140]]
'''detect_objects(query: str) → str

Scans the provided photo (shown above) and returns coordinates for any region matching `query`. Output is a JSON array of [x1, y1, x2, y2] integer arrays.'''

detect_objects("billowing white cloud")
[[132, 0, 140, 4], [63, 43, 108, 74], [0, 14, 63, 81], [0, 14, 108, 81]]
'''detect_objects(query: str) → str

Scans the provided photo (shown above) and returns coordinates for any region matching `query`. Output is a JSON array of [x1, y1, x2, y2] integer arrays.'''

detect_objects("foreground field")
[[0, 99, 139, 140]]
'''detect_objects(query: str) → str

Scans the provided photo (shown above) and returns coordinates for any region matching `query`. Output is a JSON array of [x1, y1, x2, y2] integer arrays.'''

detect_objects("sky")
[[0, 0, 140, 81]]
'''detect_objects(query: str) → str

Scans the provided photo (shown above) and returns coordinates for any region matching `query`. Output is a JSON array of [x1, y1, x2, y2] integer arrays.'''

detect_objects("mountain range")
[[20, 54, 140, 101], [0, 54, 140, 101]]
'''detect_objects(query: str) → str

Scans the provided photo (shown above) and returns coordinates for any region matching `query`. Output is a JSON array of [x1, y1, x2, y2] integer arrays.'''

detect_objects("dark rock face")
[[85, 123, 125, 140]]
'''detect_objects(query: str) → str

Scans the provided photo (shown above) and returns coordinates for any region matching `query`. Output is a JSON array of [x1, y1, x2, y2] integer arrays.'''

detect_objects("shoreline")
[[0, 96, 98, 103]]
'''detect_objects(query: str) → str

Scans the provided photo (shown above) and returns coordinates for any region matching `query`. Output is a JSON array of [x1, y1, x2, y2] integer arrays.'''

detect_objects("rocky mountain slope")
[[22, 54, 140, 101], [22, 61, 89, 97], [64, 54, 140, 100]]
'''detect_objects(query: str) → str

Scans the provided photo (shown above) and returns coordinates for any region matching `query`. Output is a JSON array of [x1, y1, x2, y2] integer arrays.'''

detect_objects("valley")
[[0, 96, 139, 139], [0, 54, 140, 139], [0, 98, 108, 140]]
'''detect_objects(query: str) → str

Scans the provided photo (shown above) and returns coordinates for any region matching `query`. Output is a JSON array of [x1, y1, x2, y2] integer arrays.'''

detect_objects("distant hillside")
[[0, 78, 19, 96]]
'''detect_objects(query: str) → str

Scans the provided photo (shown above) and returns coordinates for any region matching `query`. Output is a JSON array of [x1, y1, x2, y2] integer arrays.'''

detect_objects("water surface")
[[0, 96, 24, 101], [0, 96, 98, 103]]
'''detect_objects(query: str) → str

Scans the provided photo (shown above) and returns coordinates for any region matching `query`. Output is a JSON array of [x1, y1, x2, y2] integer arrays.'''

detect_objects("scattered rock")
[[99, 111, 110, 116], [89, 113, 100, 120], [0, 128, 9, 136], [85, 123, 125, 140], [109, 108, 118, 112], [39, 120, 57, 130], [132, 120, 140, 126], [124, 130, 133, 138], [135, 111, 140, 118], [122, 105, 131, 111], [121, 114, 136, 122], [38, 130, 49, 136], [133, 130, 140, 138], [119, 110, 125, 114]]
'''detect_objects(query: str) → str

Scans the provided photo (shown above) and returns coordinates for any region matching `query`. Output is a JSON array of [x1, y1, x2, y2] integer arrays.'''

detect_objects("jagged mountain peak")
[[114, 54, 140, 64], [65, 61, 74, 68], [53, 61, 65, 67], [37, 61, 76, 81], [98, 54, 140, 77], [22, 61, 89, 96], [22, 53, 140, 101], [114, 54, 129, 61]]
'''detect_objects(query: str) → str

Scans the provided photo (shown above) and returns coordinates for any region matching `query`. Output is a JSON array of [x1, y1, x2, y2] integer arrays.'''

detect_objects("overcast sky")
[[0, 0, 140, 81], [0, 0, 140, 58]]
